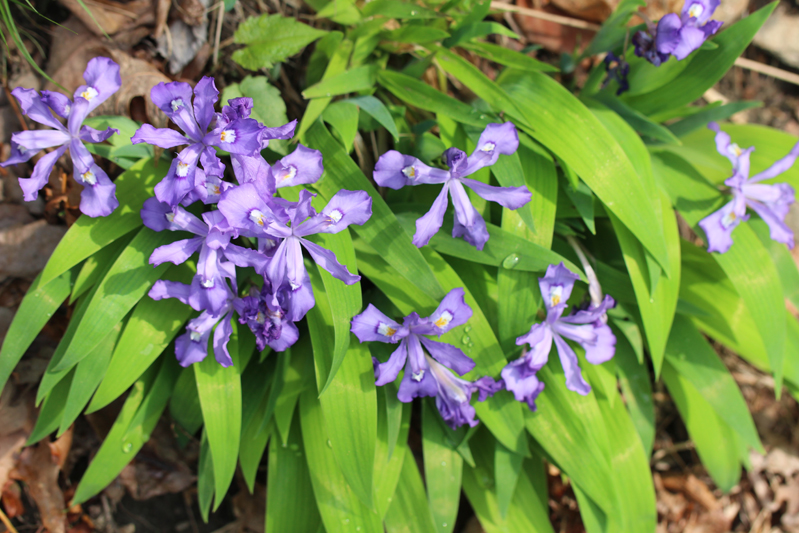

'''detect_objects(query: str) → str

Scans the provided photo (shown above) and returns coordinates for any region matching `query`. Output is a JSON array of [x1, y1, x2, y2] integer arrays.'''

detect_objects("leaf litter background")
[[0, 0, 798, 531]]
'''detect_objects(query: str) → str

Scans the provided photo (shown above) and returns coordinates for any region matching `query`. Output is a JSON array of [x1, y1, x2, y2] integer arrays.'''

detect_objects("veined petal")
[[297, 189, 373, 236], [749, 141, 799, 183], [204, 118, 264, 154], [1, 140, 35, 167], [428, 287, 472, 335], [266, 240, 288, 293], [375, 341, 408, 386], [261, 119, 297, 142], [515, 322, 553, 370], [743, 182, 795, 220], [697, 199, 746, 253], [284, 237, 306, 291], [419, 337, 475, 376], [175, 311, 219, 366], [12, 129, 69, 152], [155, 149, 202, 207], [552, 333, 591, 395], [40, 90, 72, 119], [268, 320, 299, 352], [271, 144, 324, 189], [10, 87, 67, 131], [459, 177, 531, 210], [501, 356, 545, 411], [131, 124, 189, 148], [654, 13, 682, 55], [79, 125, 119, 144], [223, 244, 269, 275], [351, 304, 405, 343], [149, 279, 193, 305], [193, 77, 219, 133], [538, 263, 580, 311], [747, 199, 795, 249], [672, 25, 707, 60], [463, 122, 519, 175], [583, 322, 616, 364], [150, 237, 204, 266], [285, 266, 315, 322], [231, 153, 269, 186], [75, 57, 121, 114], [301, 238, 361, 285], [18, 145, 68, 202], [374, 150, 450, 189], [412, 182, 450, 248], [151, 82, 203, 141], [77, 164, 118, 217], [212, 311, 234, 367], [398, 336, 438, 401], [450, 180, 490, 250], [427, 356, 479, 429], [141, 197, 183, 232]]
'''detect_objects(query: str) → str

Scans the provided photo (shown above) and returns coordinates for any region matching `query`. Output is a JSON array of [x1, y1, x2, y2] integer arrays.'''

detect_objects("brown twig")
[[734, 57, 799, 87], [212, 1, 225, 68], [4, 84, 27, 131], [489, 1, 601, 31]]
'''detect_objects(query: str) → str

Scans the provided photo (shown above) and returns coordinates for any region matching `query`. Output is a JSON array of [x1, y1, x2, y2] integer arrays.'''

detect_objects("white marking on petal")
[[289, 280, 300, 291], [80, 87, 99, 101], [328, 209, 343, 224], [728, 143, 742, 157], [176, 161, 190, 177], [280, 165, 297, 181], [171, 98, 184, 112], [377, 322, 397, 337], [411, 370, 425, 382], [208, 183, 221, 196], [721, 210, 737, 229], [434, 311, 453, 329], [249, 209, 267, 226], [688, 3, 703, 18], [17, 145, 27, 154], [220, 129, 236, 143], [81, 169, 97, 186], [549, 286, 563, 307], [401, 166, 416, 179], [190, 330, 202, 342], [166, 212, 175, 223], [480, 141, 496, 153], [428, 357, 468, 402], [63, 104, 71, 116], [256, 311, 266, 325], [201, 278, 214, 289]]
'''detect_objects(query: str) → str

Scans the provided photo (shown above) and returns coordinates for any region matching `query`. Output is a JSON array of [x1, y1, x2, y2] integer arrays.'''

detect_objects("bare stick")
[[489, 1, 601, 31], [734, 57, 799, 87], [213, 1, 225, 68], [0, 508, 19, 533]]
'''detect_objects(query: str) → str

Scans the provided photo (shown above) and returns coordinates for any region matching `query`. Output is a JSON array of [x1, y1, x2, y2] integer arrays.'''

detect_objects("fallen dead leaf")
[[58, 0, 155, 45]]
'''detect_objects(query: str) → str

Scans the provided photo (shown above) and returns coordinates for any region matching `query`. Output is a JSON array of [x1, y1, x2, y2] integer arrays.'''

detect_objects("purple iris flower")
[[373, 122, 531, 250], [633, 0, 722, 66], [350, 288, 502, 429], [698, 122, 799, 253], [131, 79, 265, 207], [149, 264, 237, 367], [234, 280, 299, 353], [141, 197, 267, 314], [503, 263, 616, 403], [218, 187, 372, 320], [602, 52, 629, 95], [1, 57, 121, 217]]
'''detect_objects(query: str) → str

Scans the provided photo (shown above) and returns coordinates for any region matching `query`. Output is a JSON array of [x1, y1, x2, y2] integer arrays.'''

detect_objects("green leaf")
[[384, 447, 438, 533], [298, 39, 354, 139], [490, 67, 670, 271], [0, 267, 76, 392], [383, 25, 451, 43], [27, 367, 75, 445], [72, 357, 179, 505], [588, 94, 681, 144], [52, 227, 175, 372], [316, 0, 362, 24], [323, 101, 360, 153], [461, 429, 555, 533], [361, 0, 439, 18], [303, 65, 379, 99], [443, 21, 518, 48], [222, 76, 291, 155], [623, 3, 777, 115], [197, 430, 214, 522], [58, 322, 123, 435], [306, 264, 375, 508], [299, 389, 383, 532], [340, 95, 400, 141], [666, 101, 763, 138], [70, 230, 136, 303], [375, 391, 412, 518], [194, 321, 242, 511], [170, 367, 203, 435], [422, 401, 463, 533], [39, 158, 171, 287], [266, 416, 322, 532], [461, 41, 558, 73], [662, 360, 744, 491], [614, 331, 655, 454], [305, 121, 446, 299], [88, 264, 194, 412], [239, 358, 275, 492], [494, 440, 524, 519], [665, 316, 763, 453], [232, 13, 328, 70], [751, 219, 799, 312], [377, 70, 490, 128]]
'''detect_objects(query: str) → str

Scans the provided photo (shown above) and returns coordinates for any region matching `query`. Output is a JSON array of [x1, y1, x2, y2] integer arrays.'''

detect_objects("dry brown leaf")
[[155, 0, 172, 38], [11, 428, 74, 533], [58, 0, 155, 38], [0, 380, 37, 492], [231, 483, 265, 533], [2, 482, 25, 518]]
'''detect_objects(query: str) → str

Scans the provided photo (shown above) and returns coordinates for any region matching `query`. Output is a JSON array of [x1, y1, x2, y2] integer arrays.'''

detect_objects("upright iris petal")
[[351, 288, 500, 428], [373, 122, 530, 250], [633, 0, 722, 66], [698, 122, 799, 253], [504, 263, 617, 402], [1, 57, 121, 217]]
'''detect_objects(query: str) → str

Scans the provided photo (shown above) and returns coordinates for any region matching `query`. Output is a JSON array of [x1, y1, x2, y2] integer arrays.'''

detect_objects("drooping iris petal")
[[672, 25, 708, 60], [40, 90, 72, 119], [500, 356, 545, 411], [11, 129, 70, 152], [375, 341, 409, 387], [514, 322, 554, 370], [175, 311, 219, 366], [412, 183, 450, 248], [212, 311, 235, 367], [459, 177, 531, 210], [654, 13, 682, 55], [681, 0, 719, 25], [218, 182, 276, 237], [374, 151, 450, 189], [418, 337, 475, 376], [77, 164, 118, 217], [269, 144, 324, 190], [11, 87, 67, 130], [298, 189, 373, 236], [746, 199, 795, 248], [301, 239, 361, 285], [552, 333, 591, 395], [150, 81, 203, 142], [749, 142, 799, 183], [149, 279, 193, 305], [204, 118, 264, 154], [698, 198, 747, 254], [463, 122, 519, 175], [18, 145, 68, 202], [79, 125, 119, 144], [131, 124, 190, 148], [154, 143, 204, 207], [150, 237, 204, 266]]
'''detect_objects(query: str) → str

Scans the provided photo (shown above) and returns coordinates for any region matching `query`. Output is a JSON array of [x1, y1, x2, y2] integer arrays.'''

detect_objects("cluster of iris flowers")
[[6, 49, 798, 429]]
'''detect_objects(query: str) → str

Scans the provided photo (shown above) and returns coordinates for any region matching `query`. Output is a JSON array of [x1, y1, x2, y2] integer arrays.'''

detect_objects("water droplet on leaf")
[[461, 335, 471, 345], [464, 326, 472, 333], [122, 442, 132, 453], [327, 439, 333, 448], [502, 253, 520, 269]]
